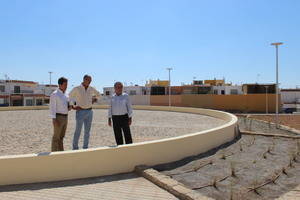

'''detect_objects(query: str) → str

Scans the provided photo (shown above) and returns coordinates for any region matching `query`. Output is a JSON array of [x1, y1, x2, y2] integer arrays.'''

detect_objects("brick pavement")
[[0, 173, 178, 200]]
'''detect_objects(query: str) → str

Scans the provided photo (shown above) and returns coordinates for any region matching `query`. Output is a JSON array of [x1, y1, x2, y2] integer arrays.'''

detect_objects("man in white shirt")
[[69, 75, 101, 150], [108, 82, 133, 145], [49, 77, 70, 152]]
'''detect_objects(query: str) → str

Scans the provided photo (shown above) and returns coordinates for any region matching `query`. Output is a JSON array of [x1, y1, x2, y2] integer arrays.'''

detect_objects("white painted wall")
[[103, 86, 150, 97], [35, 85, 57, 96], [98, 95, 151, 105], [212, 86, 243, 95], [281, 91, 300, 103]]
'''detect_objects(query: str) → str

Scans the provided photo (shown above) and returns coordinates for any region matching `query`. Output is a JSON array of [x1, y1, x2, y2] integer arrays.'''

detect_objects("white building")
[[103, 85, 150, 96], [102, 85, 151, 105], [0, 80, 57, 106], [281, 89, 300, 112], [281, 89, 300, 104], [212, 85, 243, 95]]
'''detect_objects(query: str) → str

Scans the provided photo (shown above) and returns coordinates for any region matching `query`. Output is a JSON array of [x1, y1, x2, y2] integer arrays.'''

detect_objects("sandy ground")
[[0, 109, 225, 156], [157, 117, 300, 200], [248, 114, 300, 130]]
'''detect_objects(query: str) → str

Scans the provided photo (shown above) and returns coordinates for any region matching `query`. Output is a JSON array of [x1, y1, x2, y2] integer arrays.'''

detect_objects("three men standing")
[[108, 82, 133, 145], [69, 75, 101, 150], [50, 77, 70, 152], [50, 76, 133, 152]]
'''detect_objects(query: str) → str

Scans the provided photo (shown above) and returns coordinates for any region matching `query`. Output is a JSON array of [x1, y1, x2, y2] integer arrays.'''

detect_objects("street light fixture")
[[166, 68, 173, 107], [271, 42, 283, 128]]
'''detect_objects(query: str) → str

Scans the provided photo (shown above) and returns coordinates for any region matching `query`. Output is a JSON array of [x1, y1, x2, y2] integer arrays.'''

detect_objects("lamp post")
[[264, 85, 269, 114], [48, 71, 53, 85], [166, 68, 173, 107], [271, 42, 283, 128], [4, 74, 11, 106]]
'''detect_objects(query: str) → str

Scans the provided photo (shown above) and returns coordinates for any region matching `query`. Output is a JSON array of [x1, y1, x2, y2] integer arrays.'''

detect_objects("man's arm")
[[92, 87, 101, 104], [69, 87, 82, 110], [68, 87, 77, 107], [49, 94, 58, 125], [126, 96, 133, 125], [108, 97, 112, 126]]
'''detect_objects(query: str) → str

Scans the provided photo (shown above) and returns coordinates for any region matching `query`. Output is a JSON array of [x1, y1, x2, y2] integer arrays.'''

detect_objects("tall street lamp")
[[4, 74, 11, 107], [166, 68, 173, 107], [48, 71, 53, 85], [271, 42, 283, 128]]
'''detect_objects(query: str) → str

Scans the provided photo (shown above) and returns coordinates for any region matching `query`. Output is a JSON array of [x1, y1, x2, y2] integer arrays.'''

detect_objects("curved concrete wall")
[[0, 106, 238, 186]]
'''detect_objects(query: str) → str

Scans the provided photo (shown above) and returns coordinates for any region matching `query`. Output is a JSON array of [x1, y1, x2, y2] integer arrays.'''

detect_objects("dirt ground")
[[248, 114, 300, 130], [156, 117, 300, 200], [0, 109, 225, 156]]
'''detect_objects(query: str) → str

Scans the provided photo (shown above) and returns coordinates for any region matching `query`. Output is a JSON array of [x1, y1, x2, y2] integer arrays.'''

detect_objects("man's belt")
[[56, 113, 68, 116], [81, 107, 92, 110]]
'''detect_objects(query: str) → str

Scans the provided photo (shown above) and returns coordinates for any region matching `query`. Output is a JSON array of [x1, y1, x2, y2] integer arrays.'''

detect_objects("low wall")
[[0, 106, 237, 186], [150, 94, 279, 113], [130, 95, 150, 105], [150, 95, 183, 106]]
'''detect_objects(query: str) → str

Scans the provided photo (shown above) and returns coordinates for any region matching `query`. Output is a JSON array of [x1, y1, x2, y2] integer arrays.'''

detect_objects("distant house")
[[281, 89, 300, 104], [0, 80, 57, 106], [242, 84, 276, 94], [103, 85, 150, 96]]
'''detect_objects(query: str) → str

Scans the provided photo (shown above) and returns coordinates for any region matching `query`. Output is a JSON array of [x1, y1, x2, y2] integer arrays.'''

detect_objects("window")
[[0, 85, 5, 92], [26, 99, 34, 106], [230, 89, 238, 95], [105, 91, 110, 96], [129, 90, 136, 95], [36, 99, 43, 106], [213, 90, 218, 95], [14, 86, 20, 93]]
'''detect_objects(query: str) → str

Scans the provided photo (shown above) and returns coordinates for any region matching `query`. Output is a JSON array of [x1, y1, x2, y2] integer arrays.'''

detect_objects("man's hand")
[[52, 118, 59, 126], [128, 117, 132, 126], [73, 106, 82, 111], [108, 118, 112, 127], [92, 97, 97, 104]]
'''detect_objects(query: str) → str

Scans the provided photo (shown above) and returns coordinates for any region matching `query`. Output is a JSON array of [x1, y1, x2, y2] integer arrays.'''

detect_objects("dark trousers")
[[112, 114, 132, 145]]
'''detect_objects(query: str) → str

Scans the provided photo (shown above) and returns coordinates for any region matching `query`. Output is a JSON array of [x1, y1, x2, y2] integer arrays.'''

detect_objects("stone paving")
[[276, 184, 300, 200], [0, 173, 178, 200]]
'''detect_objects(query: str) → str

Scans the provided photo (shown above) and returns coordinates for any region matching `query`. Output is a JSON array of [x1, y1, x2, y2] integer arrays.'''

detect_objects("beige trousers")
[[51, 115, 68, 152]]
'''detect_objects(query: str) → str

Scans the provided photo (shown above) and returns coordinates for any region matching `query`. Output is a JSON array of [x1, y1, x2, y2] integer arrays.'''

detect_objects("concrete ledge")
[[0, 106, 237, 186], [135, 166, 213, 200]]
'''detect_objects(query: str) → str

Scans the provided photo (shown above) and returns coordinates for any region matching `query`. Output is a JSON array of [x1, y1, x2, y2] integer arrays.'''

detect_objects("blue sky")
[[0, 0, 299, 91]]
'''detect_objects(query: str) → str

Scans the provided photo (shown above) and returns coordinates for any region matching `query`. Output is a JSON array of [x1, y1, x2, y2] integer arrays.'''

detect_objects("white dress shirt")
[[108, 93, 133, 118], [69, 85, 101, 109], [49, 89, 69, 119]]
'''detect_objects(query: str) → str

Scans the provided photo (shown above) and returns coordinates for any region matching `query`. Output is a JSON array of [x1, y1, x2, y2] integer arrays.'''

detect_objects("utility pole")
[[48, 72, 53, 85], [271, 42, 283, 128], [4, 74, 11, 106], [264, 86, 269, 114], [166, 68, 173, 107]]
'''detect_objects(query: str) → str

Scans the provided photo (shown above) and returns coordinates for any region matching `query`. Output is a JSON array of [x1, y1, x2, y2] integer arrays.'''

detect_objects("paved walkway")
[[0, 173, 178, 200], [276, 184, 300, 200]]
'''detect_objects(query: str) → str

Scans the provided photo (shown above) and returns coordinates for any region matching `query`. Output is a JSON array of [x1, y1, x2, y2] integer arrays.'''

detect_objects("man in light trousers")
[[69, 75, 100, 150]]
